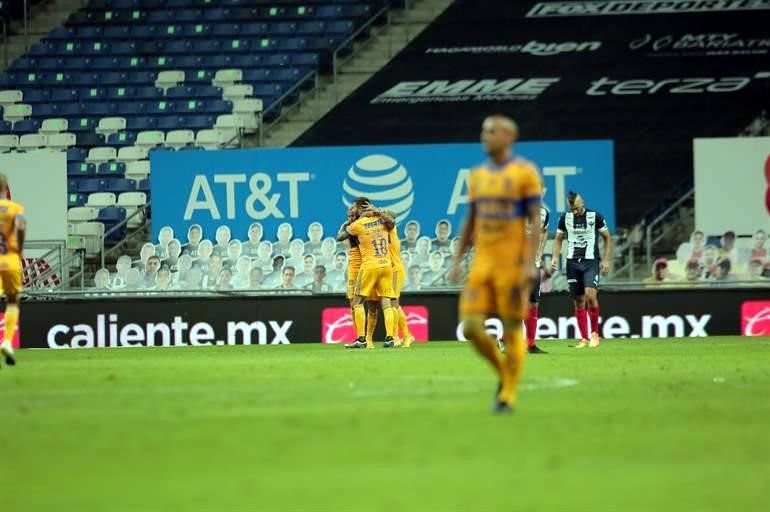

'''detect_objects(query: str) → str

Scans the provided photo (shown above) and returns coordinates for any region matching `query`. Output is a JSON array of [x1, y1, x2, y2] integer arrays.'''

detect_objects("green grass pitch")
[[3, 338, 770, 512]]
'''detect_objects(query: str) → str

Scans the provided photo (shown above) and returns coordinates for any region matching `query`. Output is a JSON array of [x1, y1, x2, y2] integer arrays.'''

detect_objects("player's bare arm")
[[15, 216, 26, 257], [336, 221, 352, 242], [525, 203, 541, 282], [600, 228, 612, 275], [551, 231, 564, 274], [448, 204, 475, 284]]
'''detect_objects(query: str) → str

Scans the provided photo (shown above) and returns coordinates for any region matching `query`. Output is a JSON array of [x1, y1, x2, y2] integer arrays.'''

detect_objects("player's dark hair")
[[352, 196, 371, 208], [567, 191, 579, 205]]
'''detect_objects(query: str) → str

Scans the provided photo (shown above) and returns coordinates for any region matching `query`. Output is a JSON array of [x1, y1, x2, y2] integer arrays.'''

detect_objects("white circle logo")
[[342, 154, 414, 223]]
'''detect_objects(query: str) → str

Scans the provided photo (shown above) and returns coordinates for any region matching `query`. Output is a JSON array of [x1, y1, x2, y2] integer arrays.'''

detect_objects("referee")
[[551, 191, 612, 348]]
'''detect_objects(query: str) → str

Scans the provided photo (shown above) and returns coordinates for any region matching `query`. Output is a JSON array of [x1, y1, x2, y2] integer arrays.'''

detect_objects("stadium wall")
[[19, 288, 770, 349]]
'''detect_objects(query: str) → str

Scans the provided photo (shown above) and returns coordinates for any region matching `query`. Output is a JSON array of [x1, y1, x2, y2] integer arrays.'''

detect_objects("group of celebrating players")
[[339, 115, 612, 413]]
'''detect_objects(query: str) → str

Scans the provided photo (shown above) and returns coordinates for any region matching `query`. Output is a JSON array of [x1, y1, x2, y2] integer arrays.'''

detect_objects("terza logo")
[[371, 79, 560, 104], [185, 172, 310, 221], [457, 314, 712, 340], [587, 72, 770, 95], [47, 314, 293, 349], [630, 33, 770, 55]]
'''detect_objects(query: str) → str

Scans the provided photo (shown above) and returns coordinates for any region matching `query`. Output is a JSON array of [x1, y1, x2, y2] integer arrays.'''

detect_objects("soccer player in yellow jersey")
[[337, 204, 398, 349], [384, 213, 414, 348], [0, 172, 26, 366], [449, 116, 543, 413]]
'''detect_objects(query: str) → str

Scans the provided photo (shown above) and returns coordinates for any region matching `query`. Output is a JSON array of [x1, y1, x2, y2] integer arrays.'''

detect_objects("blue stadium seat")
[[68, 118, 98, 133], [106, 132, 137, 147], [76, 132, 106, 147], [203, 100, 232, 114], [147, 100, 176, 115], [264, 53, 292, 67], [104, 25, 131, 39], [138, 178, 150, 193], [101, 179, 136, 193], [67, 161, 96, 178], [82, 102, 115, 116], [59, 103, 84, 117], [77, 178, 101, 194], [98, 161, 127, 176], [77, 26, 105, 39], [68, 193, 88, 208], [115, 102, 145, 116], [98, 206, 128, 242], [12, 119, 41, 133], [182, 23, 212, 37], [126, 116, 157, 130], [0, 121, 10, 133], [48, 26, 76, 40], [186, 69, 213, 83], [24, 89, 52, 103], [186, 115, 215, 130], [32, 104, 59, 118], [135, 86, 163, 99], [79, 87, 107, 101]]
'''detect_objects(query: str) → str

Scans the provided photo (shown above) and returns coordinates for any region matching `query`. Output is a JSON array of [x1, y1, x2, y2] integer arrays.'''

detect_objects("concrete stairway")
[[255, 0, 454, 148]]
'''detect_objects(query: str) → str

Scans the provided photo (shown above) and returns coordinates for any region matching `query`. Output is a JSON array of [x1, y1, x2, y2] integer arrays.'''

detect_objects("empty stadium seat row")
[[27, 36, 347, 57], [0, 133, 75, 151], [49, 20, 355, 39], [68, 177, 145, 194], [68, 4, 375, 25], [10, 53, 320, 73]]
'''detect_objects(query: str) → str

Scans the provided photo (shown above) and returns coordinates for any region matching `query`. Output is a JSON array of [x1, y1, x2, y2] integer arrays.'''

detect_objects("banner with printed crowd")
[[293, 0, 770, 225], [148, 141, 613, 290]]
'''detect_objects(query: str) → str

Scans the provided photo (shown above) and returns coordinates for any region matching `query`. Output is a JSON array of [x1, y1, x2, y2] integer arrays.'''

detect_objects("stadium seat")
[[4, 103, 31, 123], [164, 129, 194, 150], [76, 132, 106, 147], [86, 146, 117, 164], [125, 159, 149, 180], [117, 146, 148, 162], [67, 147, 88, 162], [40, 118, 68, 134], [12, 119, 42, 133], [214, 114, 243, 143], [86, 192, 117, 208], [223, 84, 253, 102], [67, 161, 96, 178], [126, 116, 157, 130], [97, 161, 126, 176], [68, 192, 88, 208], [102, 178, 136, 193], [138, 178, 150, 193], [195, 129, 224, 150], [96, 117, 127, 138], [117, 191, 147, 228], [67, 206, 100, 223], [233, 98, 263, 132], [213, 69, 243, 88], [0, 90, 23, 108], [106, 131, 137, 146], [136, 130, 165, 149], [0, 134, 18, 152], [155, 70, 184, 92], [68, 221, 104, 258], [46, 132, 77, 150], [18, 133, 46, 150]]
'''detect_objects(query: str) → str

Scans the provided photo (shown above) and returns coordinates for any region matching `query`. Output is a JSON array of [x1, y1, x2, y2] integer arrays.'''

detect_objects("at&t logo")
[[342, 155, 415, 223]]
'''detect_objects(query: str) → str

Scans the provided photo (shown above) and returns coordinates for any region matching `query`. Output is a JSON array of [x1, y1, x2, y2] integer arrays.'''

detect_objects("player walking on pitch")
[[550, 191, 612, 348], [0, 172, 26, 366], [449, 115, 543, 413], [524, 198, 551, 354]]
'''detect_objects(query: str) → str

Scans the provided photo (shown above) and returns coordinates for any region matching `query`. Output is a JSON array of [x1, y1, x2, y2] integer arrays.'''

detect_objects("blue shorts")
[[566, 259, 600, 297]]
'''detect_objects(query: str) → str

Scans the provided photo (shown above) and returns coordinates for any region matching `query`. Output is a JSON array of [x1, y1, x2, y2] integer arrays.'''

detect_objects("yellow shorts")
[[459, 259, 527, 320], [0, 257, 23, 297], [356, 266, 395, 299], [392, 265, 404, 299]]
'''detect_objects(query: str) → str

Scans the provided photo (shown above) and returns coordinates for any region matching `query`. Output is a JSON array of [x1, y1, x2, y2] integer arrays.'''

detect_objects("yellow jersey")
[[347, 215, 390, 270], [0, 199, 24, 260], [469, 156, 542, 262]]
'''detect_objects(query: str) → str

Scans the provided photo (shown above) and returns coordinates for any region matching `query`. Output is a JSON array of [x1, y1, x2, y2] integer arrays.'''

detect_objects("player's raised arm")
[[336, 220, 353, 241]]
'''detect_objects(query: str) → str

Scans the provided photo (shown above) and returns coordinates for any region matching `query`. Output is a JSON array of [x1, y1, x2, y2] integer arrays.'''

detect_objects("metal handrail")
[[645, 188, 694, 265], [332, 5, 391, 104], [99, 203, 150, 268], [0, 18, 7, 69], [256, 69, 317, 145], [23, 240, 68, 289]]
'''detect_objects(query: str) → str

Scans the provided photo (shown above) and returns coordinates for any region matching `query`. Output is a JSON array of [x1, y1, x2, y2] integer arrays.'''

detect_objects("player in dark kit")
[[526, 203, 551, 354], [551, 191, 611, 348]]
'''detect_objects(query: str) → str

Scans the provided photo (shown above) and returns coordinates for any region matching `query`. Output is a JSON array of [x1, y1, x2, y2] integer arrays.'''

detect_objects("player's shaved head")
[[481, 115, 518, 160]]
